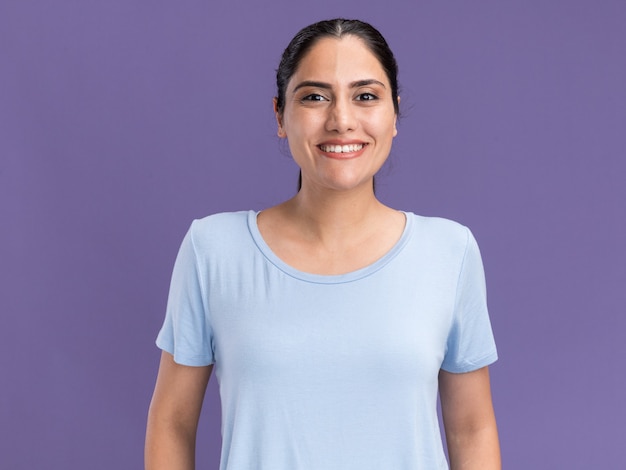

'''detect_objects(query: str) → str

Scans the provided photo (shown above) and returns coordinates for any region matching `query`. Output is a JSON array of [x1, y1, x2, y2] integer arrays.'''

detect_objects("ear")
[[393, 96, 400, 137], [273, 97, 286, 138]]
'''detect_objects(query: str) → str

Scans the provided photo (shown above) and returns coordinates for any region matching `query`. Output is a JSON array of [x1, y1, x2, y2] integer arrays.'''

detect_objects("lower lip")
[[318, 145, 367, 160]]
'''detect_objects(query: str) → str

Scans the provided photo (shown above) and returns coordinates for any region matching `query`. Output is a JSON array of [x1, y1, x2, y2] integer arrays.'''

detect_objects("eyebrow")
[[292, 79, 387, 93]]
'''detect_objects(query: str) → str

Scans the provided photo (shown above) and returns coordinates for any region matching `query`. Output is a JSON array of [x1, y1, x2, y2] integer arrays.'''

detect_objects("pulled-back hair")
[[276, 19, 399, 192], [275, 19, 400, 116]]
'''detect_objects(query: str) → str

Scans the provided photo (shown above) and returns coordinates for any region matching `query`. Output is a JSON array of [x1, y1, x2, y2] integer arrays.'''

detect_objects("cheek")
[[386, 113, 398, 138], [283, 112, 323, 142], [369, 116, 397, 141]]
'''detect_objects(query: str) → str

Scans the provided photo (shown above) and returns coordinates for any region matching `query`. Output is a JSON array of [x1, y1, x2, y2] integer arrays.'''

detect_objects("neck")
[[284, 182, 386, 243]]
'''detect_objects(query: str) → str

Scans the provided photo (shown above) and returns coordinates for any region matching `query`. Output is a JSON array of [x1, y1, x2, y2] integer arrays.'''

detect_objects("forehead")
[[289, 35, 388, 88]]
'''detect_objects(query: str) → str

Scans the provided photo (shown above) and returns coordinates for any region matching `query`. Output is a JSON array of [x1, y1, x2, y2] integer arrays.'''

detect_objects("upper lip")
[[318, 139, 367, 146]]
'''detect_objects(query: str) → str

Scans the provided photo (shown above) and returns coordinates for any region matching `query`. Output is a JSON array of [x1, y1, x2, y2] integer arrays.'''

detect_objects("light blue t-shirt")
[[157, 210, 497, 470]]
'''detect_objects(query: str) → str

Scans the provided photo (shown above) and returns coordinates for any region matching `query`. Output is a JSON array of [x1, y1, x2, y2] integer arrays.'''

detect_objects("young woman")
[[146, 19, 500, 470]]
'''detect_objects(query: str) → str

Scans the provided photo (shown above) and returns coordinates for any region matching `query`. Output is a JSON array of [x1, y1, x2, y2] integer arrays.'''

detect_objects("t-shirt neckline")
[[247, 210, 413, 284]]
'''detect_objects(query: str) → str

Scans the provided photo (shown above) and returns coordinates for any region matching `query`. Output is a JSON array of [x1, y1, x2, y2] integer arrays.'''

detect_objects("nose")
[[325, 97, 357, 133]]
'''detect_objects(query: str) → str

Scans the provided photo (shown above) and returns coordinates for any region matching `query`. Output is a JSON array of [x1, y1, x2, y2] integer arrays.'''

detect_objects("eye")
[[301, 93, 327, 102], [355, 93, 378, 101]]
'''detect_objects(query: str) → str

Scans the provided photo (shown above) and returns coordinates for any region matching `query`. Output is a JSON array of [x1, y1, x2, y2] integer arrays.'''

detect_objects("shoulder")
[[406, 213, 473, 251], [190, 210, 251, 231], [187, 210, 253, 252]]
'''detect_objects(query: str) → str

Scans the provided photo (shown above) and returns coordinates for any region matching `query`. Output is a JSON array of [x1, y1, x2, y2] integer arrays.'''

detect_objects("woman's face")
[[276, 35, 398, 193]]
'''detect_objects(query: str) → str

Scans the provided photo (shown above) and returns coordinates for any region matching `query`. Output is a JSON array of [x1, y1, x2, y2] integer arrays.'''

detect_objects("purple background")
[[2, 1, 624, 468]]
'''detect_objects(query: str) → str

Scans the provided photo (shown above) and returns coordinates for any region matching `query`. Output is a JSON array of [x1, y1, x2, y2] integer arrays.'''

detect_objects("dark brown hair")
[[275, 18, 400, 116], [276, 19, 400, 191]]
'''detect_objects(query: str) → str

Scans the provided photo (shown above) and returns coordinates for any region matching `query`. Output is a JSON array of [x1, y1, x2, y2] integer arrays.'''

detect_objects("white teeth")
[[320, 144, 364, 153]]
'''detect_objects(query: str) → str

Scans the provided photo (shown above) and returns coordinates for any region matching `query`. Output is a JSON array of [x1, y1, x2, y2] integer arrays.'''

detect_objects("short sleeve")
[[156, 222, 215, 366], [441, 228, 497, 373]]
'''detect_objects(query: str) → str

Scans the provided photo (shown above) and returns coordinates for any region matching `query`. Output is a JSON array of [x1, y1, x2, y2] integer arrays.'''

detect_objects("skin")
[[145, 352, 212, 470], [262, 35, 404, 275], [439, 368, 501, 469], [145, 34, 500, 469], [277, 35, 398, 195]]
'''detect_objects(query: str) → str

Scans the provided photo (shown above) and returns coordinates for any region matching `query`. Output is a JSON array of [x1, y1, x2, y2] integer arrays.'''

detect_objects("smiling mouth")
[[319, 143, 366, 154]]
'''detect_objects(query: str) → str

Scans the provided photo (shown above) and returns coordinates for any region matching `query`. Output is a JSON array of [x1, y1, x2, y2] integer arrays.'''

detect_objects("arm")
[[145, 351, 212, 470], [439, 366, 501, 470]]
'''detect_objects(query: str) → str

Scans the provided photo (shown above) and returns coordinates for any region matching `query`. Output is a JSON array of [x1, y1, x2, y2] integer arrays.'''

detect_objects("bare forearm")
[[145, 411, 197, 470], [446, 424, 501, 470], [145, 353, 211, 470], [439, 367, 500, 470]]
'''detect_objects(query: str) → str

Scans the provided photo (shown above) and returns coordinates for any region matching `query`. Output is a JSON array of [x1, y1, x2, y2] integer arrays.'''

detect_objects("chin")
[[324, 177, 375, 192]]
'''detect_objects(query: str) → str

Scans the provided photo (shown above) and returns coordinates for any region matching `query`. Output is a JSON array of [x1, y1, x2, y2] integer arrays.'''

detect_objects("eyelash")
[[356, 93, 378, 101], [301, 94, 327, 102], [300, 92, 379, 102]]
